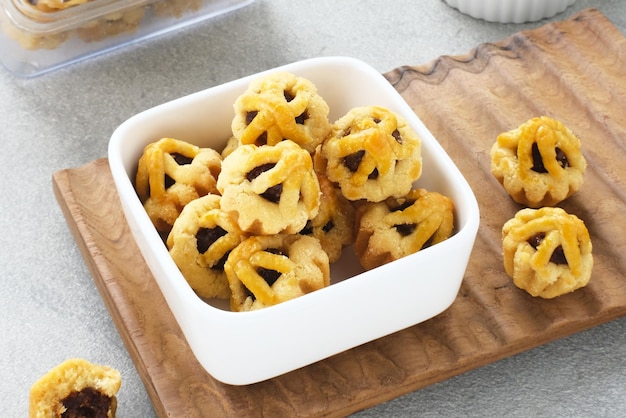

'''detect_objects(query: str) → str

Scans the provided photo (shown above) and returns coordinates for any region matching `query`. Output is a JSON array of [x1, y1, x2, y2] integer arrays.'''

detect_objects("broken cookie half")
[[29, 358, 121, 418]]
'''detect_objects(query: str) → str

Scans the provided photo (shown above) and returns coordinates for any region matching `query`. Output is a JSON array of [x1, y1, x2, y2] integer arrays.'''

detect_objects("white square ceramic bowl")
[[108, 56, 480, 385]]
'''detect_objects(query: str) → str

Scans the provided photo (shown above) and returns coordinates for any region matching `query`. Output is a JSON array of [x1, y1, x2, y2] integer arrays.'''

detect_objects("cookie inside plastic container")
[[0, 0, 255, 76]]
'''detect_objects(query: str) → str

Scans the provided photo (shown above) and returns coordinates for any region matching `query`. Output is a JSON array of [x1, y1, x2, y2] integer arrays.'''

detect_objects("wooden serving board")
[[53, 9, 626, 417]]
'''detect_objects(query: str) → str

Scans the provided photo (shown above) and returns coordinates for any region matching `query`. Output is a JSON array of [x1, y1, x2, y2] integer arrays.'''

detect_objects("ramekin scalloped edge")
[[443, 0, 576, 23]]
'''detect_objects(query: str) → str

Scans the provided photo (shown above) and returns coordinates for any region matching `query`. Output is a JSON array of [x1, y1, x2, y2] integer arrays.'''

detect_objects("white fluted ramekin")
[[444, 0, 576, 23]]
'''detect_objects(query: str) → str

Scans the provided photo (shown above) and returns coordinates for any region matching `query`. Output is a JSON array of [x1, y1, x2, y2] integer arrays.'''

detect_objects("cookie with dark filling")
[[167, 194, 245, 300], [231, 72, 331, 153], [136, 137, 222, 234], [490, 116, 586, 207], [224, 234, 330, 311], [29, 358, 121, 418], [320, 106, 422, 202], [502, 207, 593, 298], [298, 173, 355, 263], [217, 140, 320, 235], [354, 188, 455, 270]]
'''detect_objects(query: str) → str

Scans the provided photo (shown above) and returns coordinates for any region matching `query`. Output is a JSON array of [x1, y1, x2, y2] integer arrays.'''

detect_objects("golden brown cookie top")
[[217, 140, 320, 235], [136, 137, 222, 232], [502, 207, 593, 298], [355, 188, 455, 270], [225, 234, 330, 311], [321, 105, 422, 202], [167, 194, 245, 300], [232, 71, 331, 153], [490, 116, 586, 207]]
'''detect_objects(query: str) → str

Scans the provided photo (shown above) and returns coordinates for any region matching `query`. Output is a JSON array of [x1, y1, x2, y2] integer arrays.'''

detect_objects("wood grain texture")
[[53, 8, 626, 417]]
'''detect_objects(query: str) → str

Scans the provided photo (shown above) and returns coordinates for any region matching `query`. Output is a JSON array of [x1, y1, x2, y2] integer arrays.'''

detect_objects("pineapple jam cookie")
[[5, 1, 145, 49], [75, 7, 146, 43], [231, 71, 331, 153], [135, 137, 222, 233], [220, 135, 240, 159], [320, 105, 422, 202], [490, 116, 587, 208], [298, 173, 355, 263], [26, 0, 89, 12], [502, 207, 593, 299], [167, 194, 246, 300], [355, 189, 455, 270], [217, 140, 321, 235], [224, 234, 330, 312], [29, 358, 121, 418]]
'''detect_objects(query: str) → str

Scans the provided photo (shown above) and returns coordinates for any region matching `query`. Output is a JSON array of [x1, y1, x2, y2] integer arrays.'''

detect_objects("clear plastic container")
[[0, 0, 254, 77]]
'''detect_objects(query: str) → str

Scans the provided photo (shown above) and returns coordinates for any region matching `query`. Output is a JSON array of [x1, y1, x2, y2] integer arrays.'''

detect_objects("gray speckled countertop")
[[2, 1, 625, 416]]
